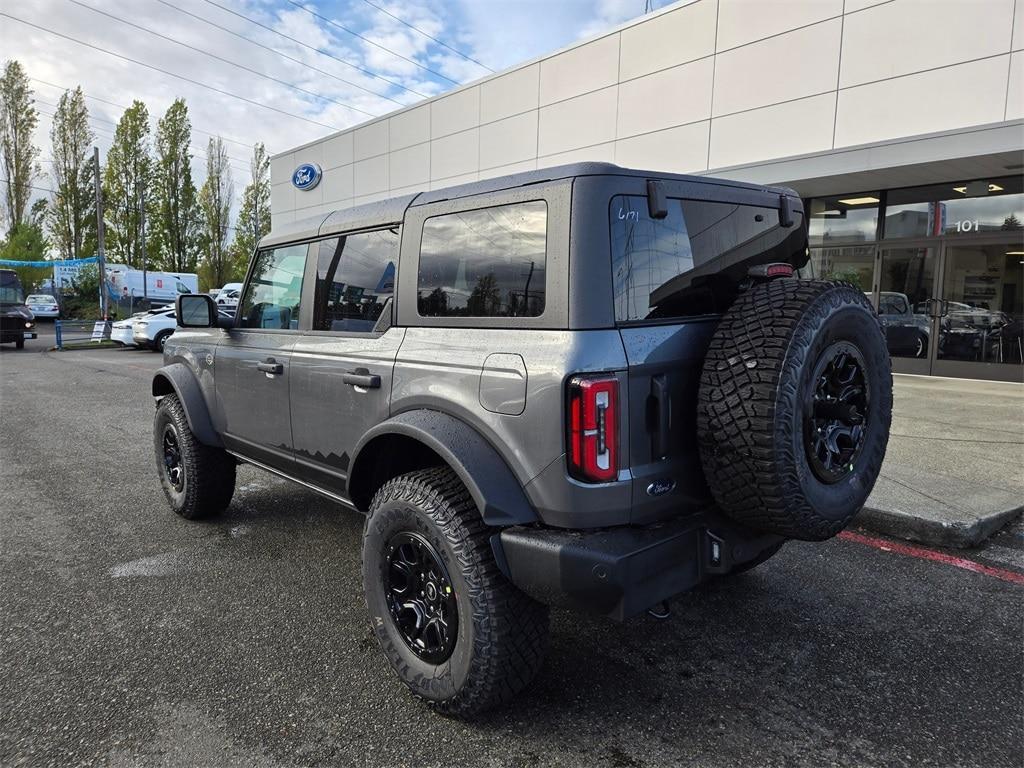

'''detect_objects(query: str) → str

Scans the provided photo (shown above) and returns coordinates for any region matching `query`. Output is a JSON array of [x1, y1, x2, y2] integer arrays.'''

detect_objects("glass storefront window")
[[808, 193, 880, 245], [939, 243, 1024, 366], [801, 245, 875, 293], [884, 176, 1024, 239]]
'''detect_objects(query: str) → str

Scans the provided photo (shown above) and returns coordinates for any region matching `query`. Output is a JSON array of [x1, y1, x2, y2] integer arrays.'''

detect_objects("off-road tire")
[[698, 279, 892, 541], [363, 467, 549, 717], [153, 393, 235, 519]]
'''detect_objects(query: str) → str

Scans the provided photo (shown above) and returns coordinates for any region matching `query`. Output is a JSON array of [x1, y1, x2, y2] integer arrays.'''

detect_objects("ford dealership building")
[[271, 0, 1024, 382]]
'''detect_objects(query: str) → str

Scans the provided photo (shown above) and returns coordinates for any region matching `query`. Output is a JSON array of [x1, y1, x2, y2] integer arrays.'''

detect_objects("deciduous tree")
[[229, 142, 270, 278], [198, 136, 234, 288], [152, 98, 198, 272], [48, 87, 96, 261], [0, 60, 41, 234], [103, 100, 151, 267]]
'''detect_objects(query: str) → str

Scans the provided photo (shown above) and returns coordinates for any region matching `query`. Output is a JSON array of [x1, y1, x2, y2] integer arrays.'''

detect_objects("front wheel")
[[362, 467, 549, 717], [153, 393, 235, 519], [15, 338, 24, 349]]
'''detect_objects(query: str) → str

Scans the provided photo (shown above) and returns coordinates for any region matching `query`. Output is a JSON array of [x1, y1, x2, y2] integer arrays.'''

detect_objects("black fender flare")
[[349, 410, 538, 527], [151, 363, 222, 447]]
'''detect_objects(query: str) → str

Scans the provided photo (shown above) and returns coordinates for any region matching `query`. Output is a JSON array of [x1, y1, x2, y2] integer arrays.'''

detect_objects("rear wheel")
[[154, 330, 172, 352], [362, 467, 549, 717], [698, 280, 892, 541], [153, 393, 235, 519]]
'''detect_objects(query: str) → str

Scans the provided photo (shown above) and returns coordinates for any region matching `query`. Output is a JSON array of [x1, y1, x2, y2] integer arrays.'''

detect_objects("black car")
[[0, 269, 37, 349]]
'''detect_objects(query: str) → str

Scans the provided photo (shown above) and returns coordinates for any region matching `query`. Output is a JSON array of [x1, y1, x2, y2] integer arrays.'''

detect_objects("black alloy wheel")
[[385, 532, 459, 664], [162, 424, 185, 492], [805, 342, 870, 484]]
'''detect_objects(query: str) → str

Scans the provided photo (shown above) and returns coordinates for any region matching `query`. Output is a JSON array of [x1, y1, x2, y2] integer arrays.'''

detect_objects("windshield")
[[0, 272, 25, 304]]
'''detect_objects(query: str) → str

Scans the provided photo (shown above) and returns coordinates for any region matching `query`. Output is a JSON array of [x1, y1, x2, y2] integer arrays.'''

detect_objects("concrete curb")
[[855, 504, 1024, 549]]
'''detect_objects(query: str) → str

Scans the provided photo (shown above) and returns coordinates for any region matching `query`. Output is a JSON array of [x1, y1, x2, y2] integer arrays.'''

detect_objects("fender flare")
[[349, 410, 538, 527], [151, 363, 222, 447]]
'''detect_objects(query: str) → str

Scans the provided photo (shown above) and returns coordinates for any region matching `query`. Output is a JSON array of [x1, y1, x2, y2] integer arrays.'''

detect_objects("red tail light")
[[567, 375, 618, 483]]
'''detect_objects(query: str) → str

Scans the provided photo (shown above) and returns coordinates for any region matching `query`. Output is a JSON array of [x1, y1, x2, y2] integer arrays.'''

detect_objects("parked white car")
[[133, 306, 231, 351], [112, 307, 173, 347], [215, 283, 243, 311], [132, 308, 180, 352], [25, 294, 59, 319]]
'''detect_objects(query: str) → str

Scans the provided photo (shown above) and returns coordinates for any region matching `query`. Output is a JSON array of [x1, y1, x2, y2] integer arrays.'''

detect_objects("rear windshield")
[[609, 195, 804, 323]]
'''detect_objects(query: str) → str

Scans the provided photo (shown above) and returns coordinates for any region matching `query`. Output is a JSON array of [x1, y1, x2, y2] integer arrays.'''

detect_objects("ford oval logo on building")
[[292, 163, 322, 191]]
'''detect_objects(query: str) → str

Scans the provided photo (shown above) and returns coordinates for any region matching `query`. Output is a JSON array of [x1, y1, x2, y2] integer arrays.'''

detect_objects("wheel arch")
[[348, 410, 538, 527], [152, 363, 222, 447]]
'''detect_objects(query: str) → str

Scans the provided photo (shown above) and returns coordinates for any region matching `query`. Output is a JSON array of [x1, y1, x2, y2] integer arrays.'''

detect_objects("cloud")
[[1, 0, 669, 238]]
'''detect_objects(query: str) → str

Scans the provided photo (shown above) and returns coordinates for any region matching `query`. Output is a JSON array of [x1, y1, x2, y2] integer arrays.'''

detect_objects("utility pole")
[[140, 183, 148, 302], [92, 146, 108, 319]]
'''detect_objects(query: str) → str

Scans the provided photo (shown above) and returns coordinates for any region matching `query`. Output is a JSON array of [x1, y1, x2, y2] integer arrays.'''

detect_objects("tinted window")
[[238, 243, 307, 329], [418, 201, 547, 318], [313, 228, 398, 332], [610, 195, 798, 322]]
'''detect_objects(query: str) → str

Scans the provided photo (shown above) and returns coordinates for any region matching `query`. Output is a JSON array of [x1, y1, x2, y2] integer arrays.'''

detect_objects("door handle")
[[257, 359, 283, 375], [343, 367, 381, 389]]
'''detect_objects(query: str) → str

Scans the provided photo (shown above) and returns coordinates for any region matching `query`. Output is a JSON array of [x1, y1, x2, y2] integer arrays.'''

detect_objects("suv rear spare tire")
[[698, 279, 892, 541]]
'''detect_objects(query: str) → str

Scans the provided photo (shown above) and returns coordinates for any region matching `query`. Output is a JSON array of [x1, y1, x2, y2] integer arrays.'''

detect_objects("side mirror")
[[176, 294, 218, 328]]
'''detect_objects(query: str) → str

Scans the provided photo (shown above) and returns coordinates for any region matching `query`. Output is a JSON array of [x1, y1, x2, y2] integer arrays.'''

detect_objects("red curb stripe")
[[838, 530, 1024, 586]]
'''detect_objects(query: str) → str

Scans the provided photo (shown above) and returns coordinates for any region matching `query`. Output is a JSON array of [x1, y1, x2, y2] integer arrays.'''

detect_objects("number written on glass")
[[954, 219, 979, 233]]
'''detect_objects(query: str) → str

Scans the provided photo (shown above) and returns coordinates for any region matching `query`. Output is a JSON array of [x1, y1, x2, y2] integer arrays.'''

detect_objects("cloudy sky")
[[2, 0, 671, 222]]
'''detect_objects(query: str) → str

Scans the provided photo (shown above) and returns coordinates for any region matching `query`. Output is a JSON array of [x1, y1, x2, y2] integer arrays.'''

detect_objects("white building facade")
[[272, 0, 1024, 381]]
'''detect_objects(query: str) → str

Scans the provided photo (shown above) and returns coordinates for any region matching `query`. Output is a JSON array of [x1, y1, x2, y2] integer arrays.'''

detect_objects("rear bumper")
[[496, 514, 782, 621]]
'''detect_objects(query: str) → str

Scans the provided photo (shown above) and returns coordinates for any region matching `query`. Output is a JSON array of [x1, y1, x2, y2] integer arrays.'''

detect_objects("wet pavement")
[[1, 338, 1021, 767]]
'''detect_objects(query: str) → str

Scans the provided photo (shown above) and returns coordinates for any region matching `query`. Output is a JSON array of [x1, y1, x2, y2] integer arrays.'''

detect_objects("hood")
[[2, 304, 33, 320]]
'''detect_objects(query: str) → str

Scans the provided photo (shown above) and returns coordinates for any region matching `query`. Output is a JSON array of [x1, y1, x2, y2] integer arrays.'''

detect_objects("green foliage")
[[229, 142, 270, 282], [0, 206, 48, 292], [48, 86, 96, 262], [0, 60, 41, 233], [103, 100, 152, 268], [153, 98, 199, 273], [198, 136, 234, 289], [61, 262, 102, 319]]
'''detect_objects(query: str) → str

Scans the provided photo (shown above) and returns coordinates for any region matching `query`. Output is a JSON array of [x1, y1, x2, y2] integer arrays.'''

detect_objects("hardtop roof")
[[259, 162, 799, 249]]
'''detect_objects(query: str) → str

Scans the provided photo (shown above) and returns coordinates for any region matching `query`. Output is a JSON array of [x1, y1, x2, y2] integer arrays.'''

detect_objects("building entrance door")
[[931, 239, 1024, 382], [877, 238, 1023, 382]]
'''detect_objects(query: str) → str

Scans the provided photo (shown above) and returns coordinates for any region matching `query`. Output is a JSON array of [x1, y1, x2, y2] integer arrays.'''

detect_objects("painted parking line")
[[839, 530, 1024, 585]]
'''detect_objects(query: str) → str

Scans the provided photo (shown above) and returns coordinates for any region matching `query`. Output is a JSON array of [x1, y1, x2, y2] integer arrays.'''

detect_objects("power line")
[[359, 0, 493, 73], [66, 0, 380, 120], [1, 12, 341, 132], [282, 0, 459, 85], [199, 0, 429, 99], [30, 77, 258, 153], [0, 178, 57, 196], [156, 0, 407, 108]]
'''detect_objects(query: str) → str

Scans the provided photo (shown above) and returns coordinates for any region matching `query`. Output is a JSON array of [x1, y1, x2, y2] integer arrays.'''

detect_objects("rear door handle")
[[257, 359, 283, 375], [343, 367, 381, 389]]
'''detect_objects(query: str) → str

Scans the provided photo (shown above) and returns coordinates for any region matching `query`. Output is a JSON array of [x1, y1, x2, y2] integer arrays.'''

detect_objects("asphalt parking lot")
[[1, 334, 1022, 768]]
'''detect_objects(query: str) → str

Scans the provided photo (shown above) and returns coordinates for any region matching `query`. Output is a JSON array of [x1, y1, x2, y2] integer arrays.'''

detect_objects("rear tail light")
[[567, 375, 619, 483]]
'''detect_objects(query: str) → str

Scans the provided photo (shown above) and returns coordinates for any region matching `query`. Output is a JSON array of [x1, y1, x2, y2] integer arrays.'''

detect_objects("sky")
[[1, 0, 674, 232]]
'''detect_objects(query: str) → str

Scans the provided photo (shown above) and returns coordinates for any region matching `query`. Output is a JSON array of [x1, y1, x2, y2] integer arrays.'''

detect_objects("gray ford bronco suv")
[[153, 163, 892, 715]]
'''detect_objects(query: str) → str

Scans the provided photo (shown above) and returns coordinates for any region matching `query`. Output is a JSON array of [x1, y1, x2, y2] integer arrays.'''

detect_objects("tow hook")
[[647, 600, 671, 620]]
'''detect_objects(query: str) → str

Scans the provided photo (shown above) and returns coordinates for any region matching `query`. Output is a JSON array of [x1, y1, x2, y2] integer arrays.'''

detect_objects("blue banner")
[[0, 255, 100, 268]]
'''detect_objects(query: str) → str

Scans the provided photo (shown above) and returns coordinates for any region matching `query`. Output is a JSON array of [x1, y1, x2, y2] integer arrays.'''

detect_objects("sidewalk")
[[856, 374, 1024, 549]]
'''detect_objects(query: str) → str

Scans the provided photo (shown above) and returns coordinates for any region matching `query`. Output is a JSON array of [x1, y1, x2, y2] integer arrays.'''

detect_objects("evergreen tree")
[[48, 87, 96, 261], [198, 136, 234, 288], [0, 60, 41, 234], [153, 98, 198, 272], [229, 142, 270, 278], [103, 100, 151, 267]]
